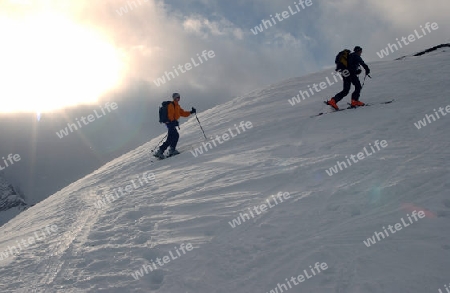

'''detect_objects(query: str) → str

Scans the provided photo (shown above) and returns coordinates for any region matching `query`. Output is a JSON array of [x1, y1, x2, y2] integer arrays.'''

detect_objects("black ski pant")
[[160, 122, 179, 152], [334, 74, 362, 103]]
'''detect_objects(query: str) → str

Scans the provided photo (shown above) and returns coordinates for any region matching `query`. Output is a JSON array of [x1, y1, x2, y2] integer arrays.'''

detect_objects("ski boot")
[[167, 148, 180, 157], [326, 98, 339, 110], [351, 100, 365, 107], [153, 149, 165, 159]]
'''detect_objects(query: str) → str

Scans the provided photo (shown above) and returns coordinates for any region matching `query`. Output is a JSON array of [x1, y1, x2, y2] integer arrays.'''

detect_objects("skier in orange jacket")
[[154, 93, 196, 159]]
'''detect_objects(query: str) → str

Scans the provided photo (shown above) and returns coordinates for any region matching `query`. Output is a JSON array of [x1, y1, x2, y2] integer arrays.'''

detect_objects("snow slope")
[[0, 48, 449, 293]]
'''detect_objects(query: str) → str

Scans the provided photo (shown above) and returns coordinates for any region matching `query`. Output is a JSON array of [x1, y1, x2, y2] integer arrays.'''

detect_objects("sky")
[[0, 0, 448, 113]]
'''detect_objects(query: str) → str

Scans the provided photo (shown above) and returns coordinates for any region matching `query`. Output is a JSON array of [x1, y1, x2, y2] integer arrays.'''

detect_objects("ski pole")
[[194, 113, 208, 140], [362, 74, 371, 88], [151, 133, 167, 153]]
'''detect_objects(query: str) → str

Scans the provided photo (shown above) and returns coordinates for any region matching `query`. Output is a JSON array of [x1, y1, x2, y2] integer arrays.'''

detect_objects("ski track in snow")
[[1, 49, 450, 292]]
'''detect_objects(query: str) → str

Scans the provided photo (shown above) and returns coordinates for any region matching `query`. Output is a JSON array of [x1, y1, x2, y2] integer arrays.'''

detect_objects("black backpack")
[[335, 49, 351, 71], [159, 101, 174, 123]]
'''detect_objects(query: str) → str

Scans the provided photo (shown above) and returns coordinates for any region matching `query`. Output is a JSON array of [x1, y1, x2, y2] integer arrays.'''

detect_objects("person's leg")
[[351, 75, 362, 101], [159, 124, 176, 152], [333, 75, 351, 103], [169, 128, 180, 150]]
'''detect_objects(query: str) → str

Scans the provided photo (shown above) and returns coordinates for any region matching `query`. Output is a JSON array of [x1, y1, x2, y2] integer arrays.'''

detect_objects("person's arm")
[[179, 106, 191, 117], [359, 56, 370, 74]]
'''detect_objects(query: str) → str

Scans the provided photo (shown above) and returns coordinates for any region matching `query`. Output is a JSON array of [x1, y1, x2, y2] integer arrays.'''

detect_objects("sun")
[[0, 11, 126, 113]]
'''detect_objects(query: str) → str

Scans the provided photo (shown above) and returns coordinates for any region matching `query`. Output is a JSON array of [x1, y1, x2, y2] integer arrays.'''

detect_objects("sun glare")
[[0, 12, 125, 113]]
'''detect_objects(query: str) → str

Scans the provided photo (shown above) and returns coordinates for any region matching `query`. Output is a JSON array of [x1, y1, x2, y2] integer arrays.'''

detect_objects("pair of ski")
[[150, 139, 209, 162], [152, 151, 182, 161], [311, 99, 394, 117]]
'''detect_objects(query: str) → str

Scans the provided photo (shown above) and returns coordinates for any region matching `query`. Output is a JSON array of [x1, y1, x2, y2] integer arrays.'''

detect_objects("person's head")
[[354, 46, 363, 55], [172, 92, 180, 102]]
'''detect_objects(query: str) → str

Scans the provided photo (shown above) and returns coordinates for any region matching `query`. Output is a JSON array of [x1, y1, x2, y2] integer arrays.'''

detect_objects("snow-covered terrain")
[[0, 47, 449, 293]]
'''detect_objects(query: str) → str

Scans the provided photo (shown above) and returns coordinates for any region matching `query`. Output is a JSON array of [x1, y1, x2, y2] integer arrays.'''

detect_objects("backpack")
[[335, 49, 351, 71], [159, 101, 174, 123]]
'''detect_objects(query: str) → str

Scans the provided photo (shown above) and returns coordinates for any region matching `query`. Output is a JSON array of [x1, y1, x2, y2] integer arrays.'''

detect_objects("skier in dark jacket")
[[154, 93, 196, 159], [327, 46, 370, 110]]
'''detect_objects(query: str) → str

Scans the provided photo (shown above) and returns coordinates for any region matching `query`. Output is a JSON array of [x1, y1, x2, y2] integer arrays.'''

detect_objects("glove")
[[365, 69, 371, 75], [190, 107, 196, 114]]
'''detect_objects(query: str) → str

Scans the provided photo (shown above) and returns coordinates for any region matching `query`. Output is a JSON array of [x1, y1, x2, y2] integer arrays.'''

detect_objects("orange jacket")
[[168, 100, 191, 122]]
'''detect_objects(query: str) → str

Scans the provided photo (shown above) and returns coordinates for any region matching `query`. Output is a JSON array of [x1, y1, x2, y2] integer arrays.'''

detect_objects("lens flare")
[[402, 203, 436, 218], [0, 12, 125, 113], [369, 186, 382, 204]]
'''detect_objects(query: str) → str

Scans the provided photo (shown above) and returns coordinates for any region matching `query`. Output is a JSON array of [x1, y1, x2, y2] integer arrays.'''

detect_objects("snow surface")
[[0, 49, 449, 293]]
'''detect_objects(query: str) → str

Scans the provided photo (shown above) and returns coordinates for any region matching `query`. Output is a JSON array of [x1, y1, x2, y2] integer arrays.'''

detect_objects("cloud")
[[314, 0, 449, 61], [2, 0, 447, 113], [183, 15, 244, 40]]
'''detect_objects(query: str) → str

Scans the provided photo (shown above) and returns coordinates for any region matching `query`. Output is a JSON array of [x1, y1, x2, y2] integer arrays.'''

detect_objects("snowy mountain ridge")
[[0, 176, 29, 227], [0, 46, 449, 292]]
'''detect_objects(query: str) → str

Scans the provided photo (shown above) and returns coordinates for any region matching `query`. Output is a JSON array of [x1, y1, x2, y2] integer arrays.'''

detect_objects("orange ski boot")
[[327, 98, 339, 110], [351, 100, 365, 107]]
